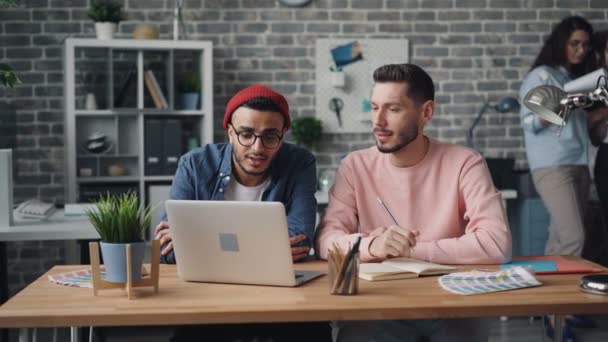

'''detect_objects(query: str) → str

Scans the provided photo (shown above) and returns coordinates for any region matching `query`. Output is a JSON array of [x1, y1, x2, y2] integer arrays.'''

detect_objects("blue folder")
[[501, 260, 557, 273]]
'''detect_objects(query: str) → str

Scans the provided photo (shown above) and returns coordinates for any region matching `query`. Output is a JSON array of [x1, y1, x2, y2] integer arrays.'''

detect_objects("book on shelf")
[[144, 70, 168, 109], [114, 70, 136, 108], [359, 257, 459, 281]]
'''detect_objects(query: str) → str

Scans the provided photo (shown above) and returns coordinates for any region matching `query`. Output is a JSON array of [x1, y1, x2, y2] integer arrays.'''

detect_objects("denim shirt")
[[160, 142, 318, 264], [519, 65, 589, 170]]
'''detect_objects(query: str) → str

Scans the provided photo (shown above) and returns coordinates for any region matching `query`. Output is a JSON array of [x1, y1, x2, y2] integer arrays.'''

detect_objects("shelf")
[[143, 110, 206, 116], [77, 154, 139, 158], [144, 176, 174, 182], [65, 38, 213, 204], [74, 109, 206, 116], [75, 109, 138, 116], [77, 176, 140, 183], [66, 38, 212, 50]]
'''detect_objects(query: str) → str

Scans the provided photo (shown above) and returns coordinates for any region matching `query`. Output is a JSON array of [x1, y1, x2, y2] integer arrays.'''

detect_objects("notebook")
[[165, 200, 323, 287], [501, 255, 602, 275], [359, 257, 459, 281]]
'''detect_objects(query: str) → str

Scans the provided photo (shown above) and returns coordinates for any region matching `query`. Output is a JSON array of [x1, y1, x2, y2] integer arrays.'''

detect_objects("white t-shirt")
[[224, 177, 270, 202]]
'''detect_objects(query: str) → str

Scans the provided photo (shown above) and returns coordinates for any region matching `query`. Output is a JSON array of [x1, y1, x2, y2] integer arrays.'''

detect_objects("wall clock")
[[279, 0, 312, 7]]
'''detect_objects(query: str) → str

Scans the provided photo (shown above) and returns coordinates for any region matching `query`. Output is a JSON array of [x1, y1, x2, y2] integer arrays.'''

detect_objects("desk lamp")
[[523, 67, 608, 128], [172, 0, 187, 40], [466, 96, 520, 149]]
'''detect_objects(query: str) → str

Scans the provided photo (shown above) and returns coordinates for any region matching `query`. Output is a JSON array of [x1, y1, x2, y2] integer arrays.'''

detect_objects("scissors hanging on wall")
[[329, 97, 344, 128]]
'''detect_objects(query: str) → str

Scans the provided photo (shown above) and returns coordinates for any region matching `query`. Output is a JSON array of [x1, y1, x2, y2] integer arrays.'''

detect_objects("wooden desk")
[[1, 259, 607, 331]]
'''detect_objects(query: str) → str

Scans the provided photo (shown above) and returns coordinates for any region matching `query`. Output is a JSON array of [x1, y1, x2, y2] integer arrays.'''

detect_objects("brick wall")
[[2, 0, 608, 295]]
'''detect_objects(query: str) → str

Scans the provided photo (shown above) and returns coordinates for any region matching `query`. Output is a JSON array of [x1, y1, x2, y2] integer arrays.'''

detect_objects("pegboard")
[[315, 39, 410, 133]]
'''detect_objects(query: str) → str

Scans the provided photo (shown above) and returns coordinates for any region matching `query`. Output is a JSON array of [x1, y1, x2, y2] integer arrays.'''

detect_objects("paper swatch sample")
[[48, 268, 105, 288], [438, 266, 542, 295]]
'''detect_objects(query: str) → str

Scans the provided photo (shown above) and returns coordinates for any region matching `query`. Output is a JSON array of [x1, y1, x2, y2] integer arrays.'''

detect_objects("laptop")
[[165, 200, 323, 287]]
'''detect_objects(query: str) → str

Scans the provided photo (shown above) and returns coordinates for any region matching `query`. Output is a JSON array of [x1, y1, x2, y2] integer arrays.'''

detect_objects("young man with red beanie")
[[155, 84, 330, 342], [155, 83, 317, 264]]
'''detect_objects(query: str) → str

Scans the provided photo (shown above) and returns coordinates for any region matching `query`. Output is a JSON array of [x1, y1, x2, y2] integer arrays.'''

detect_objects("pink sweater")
[[316, 138, 512, 264]]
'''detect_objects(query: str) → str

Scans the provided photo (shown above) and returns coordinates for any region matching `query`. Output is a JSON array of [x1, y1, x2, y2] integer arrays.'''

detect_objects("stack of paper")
[[64, 203, 97, 216]]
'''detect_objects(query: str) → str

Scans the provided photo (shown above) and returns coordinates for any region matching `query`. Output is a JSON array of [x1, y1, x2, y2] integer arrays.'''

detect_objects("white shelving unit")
[[63, 38, 213, 204]]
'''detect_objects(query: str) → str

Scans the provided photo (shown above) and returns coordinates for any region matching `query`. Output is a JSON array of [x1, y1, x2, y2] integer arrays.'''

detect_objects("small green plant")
[[0, 64, 19, 88], [291, 117, 323, 149], [178, 73, 201, 93], [0, 0, 20, 88], [0, 0, 18, 7], [87, 0, 125, 23], [86, 192, 152, 243]]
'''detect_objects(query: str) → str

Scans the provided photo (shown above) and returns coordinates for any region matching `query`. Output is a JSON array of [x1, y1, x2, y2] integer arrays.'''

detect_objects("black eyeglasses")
[[229, 123, 284, 149]]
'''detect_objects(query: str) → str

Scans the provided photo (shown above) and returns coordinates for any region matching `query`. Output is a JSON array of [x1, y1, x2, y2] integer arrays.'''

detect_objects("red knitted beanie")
[[223, 84, 290, 130]]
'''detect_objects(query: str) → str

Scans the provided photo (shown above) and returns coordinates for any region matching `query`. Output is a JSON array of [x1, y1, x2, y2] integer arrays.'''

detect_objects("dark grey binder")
[[162, 119, 182, 175], [145, 119, 163, 175]]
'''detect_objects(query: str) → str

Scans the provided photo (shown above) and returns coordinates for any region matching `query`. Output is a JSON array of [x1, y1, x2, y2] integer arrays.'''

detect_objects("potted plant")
[[86, 192, 152, 283], [291, 117, 323, 150], [177, 73, 201, 110], [87, 0, 125, 40], [0, 0, 20, 88]]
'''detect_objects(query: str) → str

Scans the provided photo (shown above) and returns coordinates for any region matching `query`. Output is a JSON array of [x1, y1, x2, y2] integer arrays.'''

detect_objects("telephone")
[[14, 199, 56, 220]]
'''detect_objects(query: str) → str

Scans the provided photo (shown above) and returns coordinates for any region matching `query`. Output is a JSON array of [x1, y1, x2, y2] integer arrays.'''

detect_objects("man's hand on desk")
[[368, 225, 419, 259], [154, 221, 173, 256], [290, 234, 310, 262]]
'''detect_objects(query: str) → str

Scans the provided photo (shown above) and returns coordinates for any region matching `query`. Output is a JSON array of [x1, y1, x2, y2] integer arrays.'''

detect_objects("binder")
[[145, 119, 163, 175], [162, 120, 182, 175]]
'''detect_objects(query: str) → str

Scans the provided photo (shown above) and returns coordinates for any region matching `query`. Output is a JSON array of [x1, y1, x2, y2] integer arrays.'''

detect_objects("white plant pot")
[[95, 22, 117, 40]]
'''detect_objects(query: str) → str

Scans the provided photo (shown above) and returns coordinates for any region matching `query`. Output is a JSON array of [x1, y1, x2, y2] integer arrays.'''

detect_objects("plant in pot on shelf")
[[291, 117, 323, 150], [177, 73, 201, 110], [86, 192, 152, 283], [88, 0, 125, 40]]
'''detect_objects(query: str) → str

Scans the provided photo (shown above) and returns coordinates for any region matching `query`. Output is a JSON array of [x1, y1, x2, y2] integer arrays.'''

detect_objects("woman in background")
[[589, 30, 608, 231], [519, 16, 597, 342]]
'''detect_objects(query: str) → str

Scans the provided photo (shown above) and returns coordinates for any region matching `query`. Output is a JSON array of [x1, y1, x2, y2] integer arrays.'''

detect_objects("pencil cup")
[[328, 252, 359, 295]]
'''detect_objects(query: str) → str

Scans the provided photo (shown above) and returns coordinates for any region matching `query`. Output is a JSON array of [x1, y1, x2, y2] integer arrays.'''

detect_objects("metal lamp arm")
[[466, 102, 490, 149]]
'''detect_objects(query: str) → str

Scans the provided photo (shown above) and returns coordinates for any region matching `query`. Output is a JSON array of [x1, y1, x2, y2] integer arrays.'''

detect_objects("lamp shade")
[[564, 67, 607, 93], [494, 96, 519, 113], [523, 85, 568, 126]]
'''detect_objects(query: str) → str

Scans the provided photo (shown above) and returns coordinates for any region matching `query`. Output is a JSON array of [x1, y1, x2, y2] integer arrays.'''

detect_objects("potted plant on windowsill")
[[177, 73, 201, 110], [88, 0, 125, 40], [86, 192, 152, 283]]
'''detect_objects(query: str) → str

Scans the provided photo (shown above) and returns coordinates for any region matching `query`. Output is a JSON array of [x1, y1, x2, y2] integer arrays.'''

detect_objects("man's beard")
[[375, 124, 419, 154], [233, 151, 269, 177]]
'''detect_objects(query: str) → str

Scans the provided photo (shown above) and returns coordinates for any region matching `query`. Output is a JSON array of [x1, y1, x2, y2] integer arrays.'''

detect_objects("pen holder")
[[328, 249, 359, 295]]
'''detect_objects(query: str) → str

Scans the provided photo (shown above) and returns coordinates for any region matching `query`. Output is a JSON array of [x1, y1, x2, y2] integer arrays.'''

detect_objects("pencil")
[[377, 197, 400, 226]]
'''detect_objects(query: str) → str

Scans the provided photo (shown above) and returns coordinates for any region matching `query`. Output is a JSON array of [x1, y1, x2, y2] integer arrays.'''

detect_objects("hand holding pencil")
[[370, 198, 419, 259]]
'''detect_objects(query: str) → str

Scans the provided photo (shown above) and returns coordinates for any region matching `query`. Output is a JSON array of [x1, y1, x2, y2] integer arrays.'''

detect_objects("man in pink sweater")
[[316, 63, 511, 342]]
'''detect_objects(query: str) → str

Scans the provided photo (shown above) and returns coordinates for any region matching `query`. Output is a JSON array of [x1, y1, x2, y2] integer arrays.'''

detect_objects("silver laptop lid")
[[165, 200, 298, 286]]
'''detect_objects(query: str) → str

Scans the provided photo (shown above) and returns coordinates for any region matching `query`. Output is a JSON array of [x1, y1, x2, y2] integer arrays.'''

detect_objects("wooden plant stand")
[[88, 240, 160, 299]]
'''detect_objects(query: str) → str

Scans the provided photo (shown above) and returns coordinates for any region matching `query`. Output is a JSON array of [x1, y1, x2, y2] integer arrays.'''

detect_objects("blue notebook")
[[501, 260, 557, 273]]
